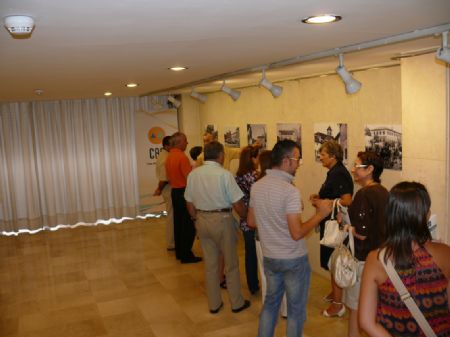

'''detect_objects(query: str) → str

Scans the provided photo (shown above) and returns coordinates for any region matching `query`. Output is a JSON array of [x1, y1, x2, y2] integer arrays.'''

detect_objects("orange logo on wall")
[[148, 127, 165, 144]]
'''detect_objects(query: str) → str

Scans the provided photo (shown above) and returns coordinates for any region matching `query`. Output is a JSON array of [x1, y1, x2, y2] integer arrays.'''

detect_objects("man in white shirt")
[[185, 141, 251, 314]]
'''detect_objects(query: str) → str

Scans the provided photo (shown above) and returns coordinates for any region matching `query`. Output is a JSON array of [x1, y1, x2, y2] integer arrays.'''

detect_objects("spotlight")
[[259, 70, 283, 97], [436, 31, 450, 64], [168, 95, 181, 109], [335, 54, 361, 94], [221, 81, 240, 101], [190, 88, 207, 103]]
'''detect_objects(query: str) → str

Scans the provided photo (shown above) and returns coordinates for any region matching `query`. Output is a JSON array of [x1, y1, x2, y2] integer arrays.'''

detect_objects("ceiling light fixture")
[[221, 81, 240, 101], [34, 89, 44, 96], [104, 92, 112, 96], [302, 14, 341, 24], [126, 83, 138, 88], [169, 66, 188, 71], [335, 54, 362, 94], [168, 95, 182, 109], [436, 31, 450, 64], [190, 88, 207, 103], [259, 69, 283, 97], [4, 15, 35, 36]]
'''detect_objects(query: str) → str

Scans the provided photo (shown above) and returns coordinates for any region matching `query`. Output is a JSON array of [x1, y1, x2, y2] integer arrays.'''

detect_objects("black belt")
[[198, 208, 232, 213]]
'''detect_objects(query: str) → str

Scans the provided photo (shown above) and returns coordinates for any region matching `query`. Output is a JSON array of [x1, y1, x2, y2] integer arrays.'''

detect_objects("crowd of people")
[[154, 131, 450, 337]]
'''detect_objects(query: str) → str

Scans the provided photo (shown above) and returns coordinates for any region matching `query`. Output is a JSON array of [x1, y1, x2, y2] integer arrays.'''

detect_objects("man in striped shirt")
[[247, 139, 331, 337]]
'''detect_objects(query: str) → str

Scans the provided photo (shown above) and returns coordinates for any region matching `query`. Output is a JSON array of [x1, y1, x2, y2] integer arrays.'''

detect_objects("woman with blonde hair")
[[310, 140, 353, 317]]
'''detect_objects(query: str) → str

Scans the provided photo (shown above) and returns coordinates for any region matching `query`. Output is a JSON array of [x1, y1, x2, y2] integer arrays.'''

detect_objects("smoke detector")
[[4, 15, 35, 36]]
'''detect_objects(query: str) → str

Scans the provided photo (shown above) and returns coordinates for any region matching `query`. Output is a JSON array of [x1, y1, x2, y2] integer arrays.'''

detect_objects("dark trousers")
[[243, 229, 259, 293], [171, 187, 196, 260]]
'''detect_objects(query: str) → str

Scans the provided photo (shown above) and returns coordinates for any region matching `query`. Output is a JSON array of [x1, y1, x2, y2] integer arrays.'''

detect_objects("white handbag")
[[320, 199, 348, 248], [328, 228, 358, 288]]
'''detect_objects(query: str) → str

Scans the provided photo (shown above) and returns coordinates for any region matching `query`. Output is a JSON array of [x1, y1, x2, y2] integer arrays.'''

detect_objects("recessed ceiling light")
[[302, 14, 341, 24], [126, 83, 138, 88], [169, 66, 188, 71], [34, 89, 44, 95], [104, 92, 112, 96]]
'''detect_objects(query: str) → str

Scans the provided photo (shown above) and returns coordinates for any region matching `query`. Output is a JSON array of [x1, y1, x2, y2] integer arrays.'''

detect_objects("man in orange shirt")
[[165, 132, 202, 264]]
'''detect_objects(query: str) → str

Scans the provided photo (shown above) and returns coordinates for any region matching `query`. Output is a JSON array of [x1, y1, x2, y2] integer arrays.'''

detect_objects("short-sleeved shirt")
[[155, 149, 169, 181], [349, 183, 389, 261], [318, 161, 354, 200], [165, 148, 192, 188], [249, 169, 305, 259], [184, 161, 244, 210]]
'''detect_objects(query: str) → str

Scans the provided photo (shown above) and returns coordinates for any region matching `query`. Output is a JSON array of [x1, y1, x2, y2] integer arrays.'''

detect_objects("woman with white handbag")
[[343, 151, 389, 337], [310, 140, 353, 318], [359, 182, 450, 337]]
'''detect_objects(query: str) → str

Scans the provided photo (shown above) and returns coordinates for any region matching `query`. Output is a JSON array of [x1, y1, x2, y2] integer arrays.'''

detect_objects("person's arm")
[[232, 199, 247, 219], [153, 180, 168, 196], [287, 199, 332, 240], [338, 193, 352, 207], [359, 250, 392, 337], [186, 201, 197, 222], [247, 207, 256, 229]]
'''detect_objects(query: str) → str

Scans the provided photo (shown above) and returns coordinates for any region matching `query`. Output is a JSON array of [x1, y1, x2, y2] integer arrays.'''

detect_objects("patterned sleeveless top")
[[377, 247, 450, 337]]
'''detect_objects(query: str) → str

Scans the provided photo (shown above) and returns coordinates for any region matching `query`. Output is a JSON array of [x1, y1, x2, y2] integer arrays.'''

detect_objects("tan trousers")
[[161, 184, 174, 249], [197, 212, 245, 311]]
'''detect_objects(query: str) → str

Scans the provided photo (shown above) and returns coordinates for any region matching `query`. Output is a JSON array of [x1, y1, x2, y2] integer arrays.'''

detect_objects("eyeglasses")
[[288, 157, 301, 163], [353, 164, 368, 168]]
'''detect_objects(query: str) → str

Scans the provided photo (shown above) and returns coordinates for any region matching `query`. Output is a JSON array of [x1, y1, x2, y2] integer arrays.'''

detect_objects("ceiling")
[[1, 0, 450, 102]]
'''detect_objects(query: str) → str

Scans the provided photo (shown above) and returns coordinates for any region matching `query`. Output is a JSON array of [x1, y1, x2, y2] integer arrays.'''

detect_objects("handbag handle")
[[379, 248, 437, 337], [330, 198, 339, 220]]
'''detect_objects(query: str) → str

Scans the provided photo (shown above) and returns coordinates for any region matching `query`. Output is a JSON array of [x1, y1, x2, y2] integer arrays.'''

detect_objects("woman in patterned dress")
[[235, 145, 261, 294], [359, 182, 450, 337]]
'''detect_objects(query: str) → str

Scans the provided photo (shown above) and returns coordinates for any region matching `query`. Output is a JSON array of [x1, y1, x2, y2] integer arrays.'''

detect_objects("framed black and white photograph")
[[365, 124, 402, 170], [247, 124, 267, 149], [204, 124, 218, 140], [277, 123, 302, 161], [314, 123, 348, 163], [223, 126, 240, 148]]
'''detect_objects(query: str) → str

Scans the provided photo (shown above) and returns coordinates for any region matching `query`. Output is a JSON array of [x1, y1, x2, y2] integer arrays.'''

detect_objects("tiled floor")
[[0, 217, 348, 337]]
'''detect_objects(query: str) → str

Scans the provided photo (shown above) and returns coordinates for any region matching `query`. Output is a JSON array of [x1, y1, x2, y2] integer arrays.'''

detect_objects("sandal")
[[322, 301, 346, 318], [322, 293, 333, 303]]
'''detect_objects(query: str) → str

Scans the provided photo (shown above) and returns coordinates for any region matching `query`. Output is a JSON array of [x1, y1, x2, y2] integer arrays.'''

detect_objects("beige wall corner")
[[401, 53, 450, 243]]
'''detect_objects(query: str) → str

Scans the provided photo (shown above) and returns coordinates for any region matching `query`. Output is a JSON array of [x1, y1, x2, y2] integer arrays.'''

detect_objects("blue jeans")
[[258, 255, 311, 337]]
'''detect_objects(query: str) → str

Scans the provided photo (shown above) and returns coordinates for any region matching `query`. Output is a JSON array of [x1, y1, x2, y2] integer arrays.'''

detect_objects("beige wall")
[[401, 54, 450, 243], [180, 58, 450, 272], [182, 66, 406, 276]]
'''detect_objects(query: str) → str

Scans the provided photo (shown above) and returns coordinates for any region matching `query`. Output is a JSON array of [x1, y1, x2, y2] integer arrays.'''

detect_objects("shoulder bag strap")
[[337, 200, 354, 255], [378, 248, 437, 337], [347, 226, 355, 256]]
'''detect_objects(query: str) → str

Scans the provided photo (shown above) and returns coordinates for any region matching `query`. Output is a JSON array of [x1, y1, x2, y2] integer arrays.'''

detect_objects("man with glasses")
[[247, 139, 332, 337]]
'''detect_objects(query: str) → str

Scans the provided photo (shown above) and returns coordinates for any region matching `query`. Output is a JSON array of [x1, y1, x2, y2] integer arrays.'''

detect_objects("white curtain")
[[0, 96, 164, 233]]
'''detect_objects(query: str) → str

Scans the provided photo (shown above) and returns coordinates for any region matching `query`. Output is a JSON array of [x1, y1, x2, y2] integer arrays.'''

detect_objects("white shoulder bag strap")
[[379, 248, 437, 337]]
